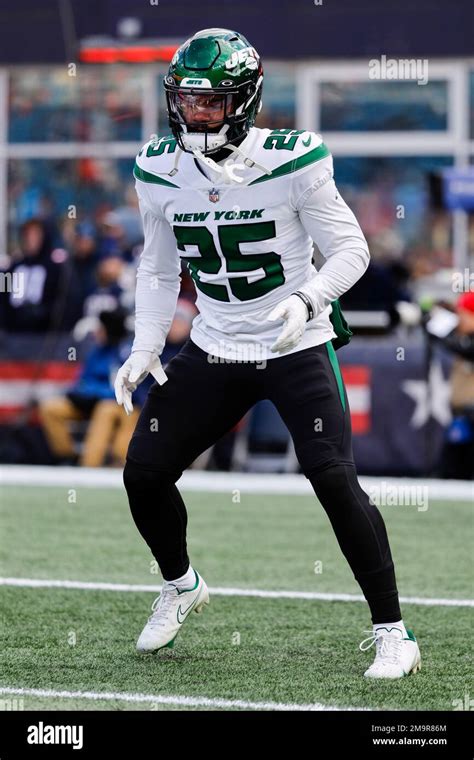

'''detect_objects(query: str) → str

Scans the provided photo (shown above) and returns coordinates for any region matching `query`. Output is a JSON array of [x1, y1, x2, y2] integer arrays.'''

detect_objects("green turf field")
[[0, 483, 472, 711]]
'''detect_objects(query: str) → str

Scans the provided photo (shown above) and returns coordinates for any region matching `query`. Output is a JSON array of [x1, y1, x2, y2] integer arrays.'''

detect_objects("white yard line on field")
[[1, 576, 472, 607], [0, 686, 368, 712], [0, 465, 473, 501]]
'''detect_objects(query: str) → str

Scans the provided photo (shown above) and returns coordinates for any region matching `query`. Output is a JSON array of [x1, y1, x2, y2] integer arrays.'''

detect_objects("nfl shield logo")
[[209, 187, 220, 203]]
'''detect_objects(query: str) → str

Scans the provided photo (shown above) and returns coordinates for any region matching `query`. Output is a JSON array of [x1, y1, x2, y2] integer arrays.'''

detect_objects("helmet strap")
[[225, 143, 272, 175], [192, 148, 245, 184]]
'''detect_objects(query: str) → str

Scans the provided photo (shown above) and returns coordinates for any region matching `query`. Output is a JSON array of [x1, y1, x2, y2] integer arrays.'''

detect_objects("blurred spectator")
[[70, 221, 99, 298], [82, 252, 126, 318], [435, 293, 474, 479], [59, 220, 101, 329], [38, 308, 135, 467], [340, 259, 412, 325], [0, 218, 68, 332], [108, 185, 142, 249], [97, 210, 133, 262]]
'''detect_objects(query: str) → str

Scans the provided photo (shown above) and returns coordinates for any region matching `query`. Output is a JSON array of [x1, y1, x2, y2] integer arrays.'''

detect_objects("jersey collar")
[[180, 128, 263, 189]]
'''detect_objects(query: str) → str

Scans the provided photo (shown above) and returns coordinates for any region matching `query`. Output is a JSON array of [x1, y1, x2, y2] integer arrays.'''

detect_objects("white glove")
[[114, 350, 167, 415], [267, 295, 310, 354]]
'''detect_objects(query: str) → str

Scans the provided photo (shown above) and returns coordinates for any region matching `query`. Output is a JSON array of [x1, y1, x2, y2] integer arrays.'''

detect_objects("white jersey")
[[132, 127, 369, 361]]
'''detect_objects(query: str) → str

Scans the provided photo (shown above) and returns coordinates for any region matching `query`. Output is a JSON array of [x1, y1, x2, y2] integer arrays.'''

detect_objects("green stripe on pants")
[[326, 341, 346, 412]]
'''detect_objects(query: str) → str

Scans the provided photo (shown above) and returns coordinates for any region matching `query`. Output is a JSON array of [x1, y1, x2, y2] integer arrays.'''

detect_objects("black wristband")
[[292, 291, 314, 322]]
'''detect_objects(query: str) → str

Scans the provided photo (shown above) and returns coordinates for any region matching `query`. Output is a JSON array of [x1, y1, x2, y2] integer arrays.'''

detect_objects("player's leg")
[[124, 340, 259, 576], [123, 340, 260, 651], [267, 341, 420, 678]]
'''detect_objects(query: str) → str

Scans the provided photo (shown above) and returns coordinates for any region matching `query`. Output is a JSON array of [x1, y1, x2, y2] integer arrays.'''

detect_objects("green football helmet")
[[164, 28, 263, 155]]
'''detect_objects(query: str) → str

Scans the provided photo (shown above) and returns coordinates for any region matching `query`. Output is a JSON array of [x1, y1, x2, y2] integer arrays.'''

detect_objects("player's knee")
[[308, 463, 364, 504], [123, 459, 179, 499], [309, 463, 386, 528], [307, 461, 351, 484]]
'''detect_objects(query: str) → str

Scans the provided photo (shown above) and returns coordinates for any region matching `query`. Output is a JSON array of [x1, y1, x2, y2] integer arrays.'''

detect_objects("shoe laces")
[[147, 584, 178, 628], [359, 629, 403, 665]]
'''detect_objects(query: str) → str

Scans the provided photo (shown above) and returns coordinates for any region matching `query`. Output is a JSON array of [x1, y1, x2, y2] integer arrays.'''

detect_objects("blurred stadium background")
[[0, 1, 473, 478], [0, 0, 473, 716], [0, 0, 473, 478]]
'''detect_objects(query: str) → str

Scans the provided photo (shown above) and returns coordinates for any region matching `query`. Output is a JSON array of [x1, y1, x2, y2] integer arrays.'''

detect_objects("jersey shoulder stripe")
[[249, 142, 330, 185], [133, 163, 180, 188], [249, 128, 330, 185], [134, 135, 181, 188]]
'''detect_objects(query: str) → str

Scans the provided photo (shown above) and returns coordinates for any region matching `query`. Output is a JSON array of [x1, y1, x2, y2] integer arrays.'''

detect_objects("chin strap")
[[192, 142, 272, 185], [225, 142, 272, 175], [167, 147, 184, 177], [191, 148, 245, 184], [144, 136, 273, 185], [145, 142, 184, 178]]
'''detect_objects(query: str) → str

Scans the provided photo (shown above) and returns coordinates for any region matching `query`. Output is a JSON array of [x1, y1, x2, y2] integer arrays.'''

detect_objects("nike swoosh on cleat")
[[176, 591, 201, 624], [302, 135, 312, 147]]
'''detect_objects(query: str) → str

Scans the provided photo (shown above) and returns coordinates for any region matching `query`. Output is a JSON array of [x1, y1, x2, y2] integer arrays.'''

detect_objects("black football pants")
[[124, 338, 401, 624]]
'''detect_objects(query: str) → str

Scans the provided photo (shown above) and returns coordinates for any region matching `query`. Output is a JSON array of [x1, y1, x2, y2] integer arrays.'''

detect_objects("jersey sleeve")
[[291, 142, 370, 316], [131, 179, 182, 356]]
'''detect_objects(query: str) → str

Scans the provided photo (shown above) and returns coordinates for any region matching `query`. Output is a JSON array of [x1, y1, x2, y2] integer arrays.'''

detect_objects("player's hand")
[[267, 295, 309, 354], [114, 350, 167, 415]]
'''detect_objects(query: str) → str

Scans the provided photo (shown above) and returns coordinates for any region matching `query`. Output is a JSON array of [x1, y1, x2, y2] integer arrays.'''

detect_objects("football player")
[[115, 28, 420, 679]]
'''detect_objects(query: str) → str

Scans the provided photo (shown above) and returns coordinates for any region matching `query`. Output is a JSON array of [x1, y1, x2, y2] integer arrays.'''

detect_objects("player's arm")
[[132, 191, 181, 356], [294, 153, 370, 314], [269, 148, 370, 353], [115, 184, 181, 414]]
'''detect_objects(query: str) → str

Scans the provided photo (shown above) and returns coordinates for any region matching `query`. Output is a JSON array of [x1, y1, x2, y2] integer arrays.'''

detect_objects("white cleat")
[[136, 570, 209, 653], [359, 626, 421, 679]]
